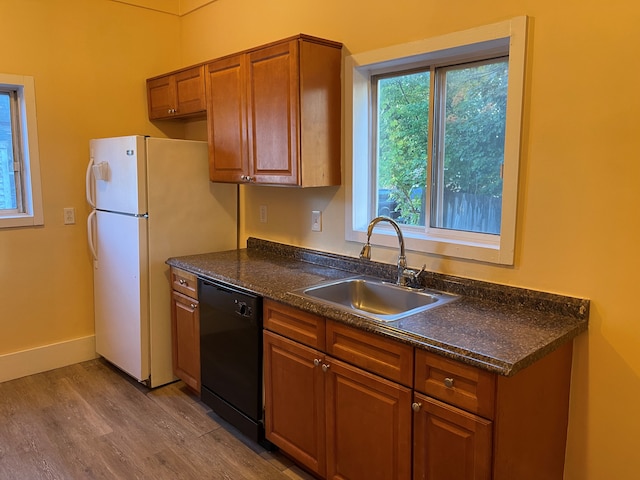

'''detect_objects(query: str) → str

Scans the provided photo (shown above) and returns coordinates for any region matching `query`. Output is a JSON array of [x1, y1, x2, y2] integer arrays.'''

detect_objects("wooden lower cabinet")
[[412, 392, 492, 480], [170, 289, 200, 393], [263, 299, 573, 480], [263, 330, 326, 476], [325, 357, 412, 480], [263, 329, 412, 480]]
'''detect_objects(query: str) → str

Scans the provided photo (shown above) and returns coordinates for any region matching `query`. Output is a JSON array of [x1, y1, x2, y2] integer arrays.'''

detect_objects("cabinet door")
[[147, 74, 176, 120], [413, 392, 492, 480], [147, 66, 205, 120], [206, 54, 249, 183], [263, 331, 326, 477], [247, 39, 300, 185], [325, 357, 412, 480], [174, 66, 206, 116], [171, 291, 200, 393]]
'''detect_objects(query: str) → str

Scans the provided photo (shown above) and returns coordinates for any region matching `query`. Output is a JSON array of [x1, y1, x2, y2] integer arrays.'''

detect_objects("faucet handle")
[[402, 264, 426, 287], [413, 264, 427, 279]]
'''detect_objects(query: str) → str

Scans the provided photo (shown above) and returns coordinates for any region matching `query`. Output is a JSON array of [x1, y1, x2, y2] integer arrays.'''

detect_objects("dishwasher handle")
[[234, 299, 253, 318]]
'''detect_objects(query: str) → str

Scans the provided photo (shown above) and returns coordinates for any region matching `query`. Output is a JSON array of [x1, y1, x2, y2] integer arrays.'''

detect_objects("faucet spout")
[[360, 216, 407, 285]]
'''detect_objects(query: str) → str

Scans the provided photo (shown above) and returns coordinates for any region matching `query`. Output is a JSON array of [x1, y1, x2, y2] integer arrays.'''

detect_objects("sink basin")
[[292, 276, 458, 322]]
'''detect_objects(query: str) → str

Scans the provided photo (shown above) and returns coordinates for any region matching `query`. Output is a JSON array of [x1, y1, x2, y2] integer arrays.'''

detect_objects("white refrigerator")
[[86, 135, 237, 387]]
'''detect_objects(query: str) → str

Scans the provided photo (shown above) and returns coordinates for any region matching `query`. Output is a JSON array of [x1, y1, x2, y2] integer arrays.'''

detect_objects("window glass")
[[376, 70, 429, 227], [0, 91, 18, 211], [374, 58, 508, 236], [432, 58, 508, 235]]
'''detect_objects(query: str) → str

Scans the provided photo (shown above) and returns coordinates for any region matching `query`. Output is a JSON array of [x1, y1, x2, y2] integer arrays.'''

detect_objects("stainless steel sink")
[[292, 276, 458, 322]]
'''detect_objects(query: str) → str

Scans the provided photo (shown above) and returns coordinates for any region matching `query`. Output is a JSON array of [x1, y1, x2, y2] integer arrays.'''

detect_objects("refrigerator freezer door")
[[90, 136, 148, 215], [94, 210, 150, 384]]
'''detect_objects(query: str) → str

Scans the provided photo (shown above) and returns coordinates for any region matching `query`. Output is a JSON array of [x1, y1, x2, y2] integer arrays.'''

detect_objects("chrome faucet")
[[359, 216, 425, 287]]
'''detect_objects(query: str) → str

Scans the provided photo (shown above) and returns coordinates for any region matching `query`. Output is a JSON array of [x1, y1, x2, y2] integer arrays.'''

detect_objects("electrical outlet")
[[259, 205, 268, 223], [63, 207, 75, 225], [311, 210, 322, 232]]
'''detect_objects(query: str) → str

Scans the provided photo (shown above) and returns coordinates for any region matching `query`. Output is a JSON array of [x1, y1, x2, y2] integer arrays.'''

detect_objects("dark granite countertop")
[[167, 238, 589, 377]]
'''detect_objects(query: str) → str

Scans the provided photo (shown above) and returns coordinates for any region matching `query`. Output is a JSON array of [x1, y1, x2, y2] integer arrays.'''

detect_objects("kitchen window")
[[0, 73, 43, 228], [345, 17, 527, 264]]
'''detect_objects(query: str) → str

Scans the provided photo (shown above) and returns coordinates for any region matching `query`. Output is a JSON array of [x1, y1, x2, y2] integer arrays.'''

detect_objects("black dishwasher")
[[198, 278, 265, 445]]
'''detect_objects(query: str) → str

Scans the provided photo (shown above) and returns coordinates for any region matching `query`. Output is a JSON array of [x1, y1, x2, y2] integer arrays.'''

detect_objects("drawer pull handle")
[[179, 279, 187, 286], [411, 402, 422, 412], [321, 364, 330, 373], [313, 358, 321, 367], [190, 303, 197, 309], [444, 377, 455, 388]]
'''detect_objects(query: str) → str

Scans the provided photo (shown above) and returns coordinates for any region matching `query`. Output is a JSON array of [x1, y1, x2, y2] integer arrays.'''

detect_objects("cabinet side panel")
[[492, 341, 573, 480], [299, 39, 342, 187]]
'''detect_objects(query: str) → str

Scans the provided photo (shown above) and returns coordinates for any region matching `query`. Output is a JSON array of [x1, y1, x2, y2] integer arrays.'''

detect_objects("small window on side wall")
[[0, 74, 44, 228], [346, 17, 527, 265]]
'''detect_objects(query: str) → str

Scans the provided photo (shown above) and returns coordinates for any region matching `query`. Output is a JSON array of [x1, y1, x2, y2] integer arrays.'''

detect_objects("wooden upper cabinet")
[[205, 54, 249, 183], [246, 40, 299, 185], [206, 35, 342, 186], [147, 65, 206, 120]]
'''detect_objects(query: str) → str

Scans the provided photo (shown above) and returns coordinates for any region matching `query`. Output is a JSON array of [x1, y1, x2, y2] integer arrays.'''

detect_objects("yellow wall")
[[182, 1, 640, 479], [1, 0, 638, 478], [0, 0, 184, 354]]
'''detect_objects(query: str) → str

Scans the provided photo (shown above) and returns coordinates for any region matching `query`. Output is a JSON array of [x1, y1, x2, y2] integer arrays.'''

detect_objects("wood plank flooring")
[[0, 358, 315, 480]]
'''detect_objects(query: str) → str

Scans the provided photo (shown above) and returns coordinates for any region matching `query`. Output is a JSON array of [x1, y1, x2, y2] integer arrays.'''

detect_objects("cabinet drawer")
[[414, 350, 496, 419], [326, 320, 413, 387], [171, 267, 197, 298], [264, 300, 326, 350]]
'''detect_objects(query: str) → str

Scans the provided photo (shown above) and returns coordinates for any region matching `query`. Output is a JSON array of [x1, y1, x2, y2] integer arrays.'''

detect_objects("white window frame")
[[345, 17, 527, 265], [0, 73, 44, 228]]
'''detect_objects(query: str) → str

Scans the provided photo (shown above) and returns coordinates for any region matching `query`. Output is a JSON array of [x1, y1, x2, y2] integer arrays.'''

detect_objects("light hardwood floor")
[[0, 358, 315, 480]]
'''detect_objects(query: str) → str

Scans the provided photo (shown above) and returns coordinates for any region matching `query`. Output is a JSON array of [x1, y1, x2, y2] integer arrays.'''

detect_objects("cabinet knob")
[[444, 377, 455, 388], [321, 364, 330, 373], [190, 303, 197, 309], [179, 279, 187, 285], [411, 402, 422, 412], [313, 358, 321, 367]]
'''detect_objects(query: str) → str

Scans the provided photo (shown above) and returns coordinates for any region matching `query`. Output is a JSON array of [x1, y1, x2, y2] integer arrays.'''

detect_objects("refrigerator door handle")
[[87, 209, 98, 262], [86, 156, 96, 208]]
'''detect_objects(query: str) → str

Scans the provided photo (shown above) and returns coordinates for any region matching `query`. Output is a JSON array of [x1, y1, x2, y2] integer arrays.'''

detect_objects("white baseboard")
[[0, 335, 98, 383]]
